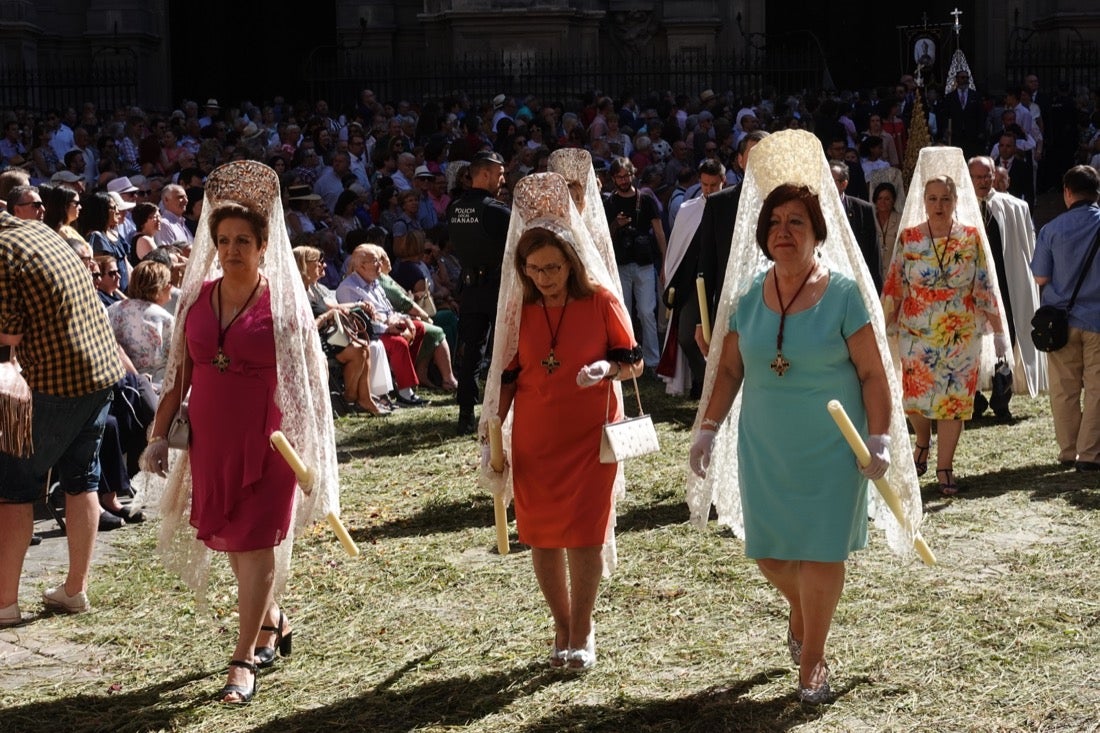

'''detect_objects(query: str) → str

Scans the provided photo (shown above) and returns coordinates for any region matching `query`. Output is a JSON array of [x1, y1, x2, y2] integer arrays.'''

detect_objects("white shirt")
[[50, 124, 74, 161], [155, 210, 193, 247]]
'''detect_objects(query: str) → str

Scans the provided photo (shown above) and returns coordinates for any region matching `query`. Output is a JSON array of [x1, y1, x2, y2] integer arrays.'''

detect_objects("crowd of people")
[[2, 67, 1100, 705]]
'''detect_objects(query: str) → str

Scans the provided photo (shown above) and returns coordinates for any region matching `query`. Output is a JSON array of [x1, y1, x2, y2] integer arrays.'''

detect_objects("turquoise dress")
[[731, 270, 870, 562]]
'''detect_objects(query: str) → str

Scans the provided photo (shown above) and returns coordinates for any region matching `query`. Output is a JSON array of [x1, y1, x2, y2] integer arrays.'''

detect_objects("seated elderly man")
[[336, 244, 429, 407]]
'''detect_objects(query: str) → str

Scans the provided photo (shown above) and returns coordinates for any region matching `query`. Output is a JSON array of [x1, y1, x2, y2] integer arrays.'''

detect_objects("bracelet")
[[701, 418, 721, 430], [148, 436, 167, 444], [603, 362, 622, 381]]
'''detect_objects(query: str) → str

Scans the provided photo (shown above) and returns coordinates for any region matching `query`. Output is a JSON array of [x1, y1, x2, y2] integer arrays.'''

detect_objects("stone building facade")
[[0, 1, 1096, 112]]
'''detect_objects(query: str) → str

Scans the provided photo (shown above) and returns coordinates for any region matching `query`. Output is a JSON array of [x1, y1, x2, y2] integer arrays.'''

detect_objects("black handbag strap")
[[1066, 225, 1100, 314]]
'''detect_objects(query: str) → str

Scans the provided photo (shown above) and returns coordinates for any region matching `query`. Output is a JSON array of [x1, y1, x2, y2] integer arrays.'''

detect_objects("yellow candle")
[[826, 400, 936, 566], [695, 276, 711, 346], [269, 431, 358, 557], [270, 430, 313, 493], [327, 512, 360, 557], [488, 416, 505, 472], [487, 416, 509, 555]]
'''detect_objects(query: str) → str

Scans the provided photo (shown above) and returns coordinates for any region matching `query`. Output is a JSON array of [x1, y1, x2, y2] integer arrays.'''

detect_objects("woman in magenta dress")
[[144, 200, 291, 703]]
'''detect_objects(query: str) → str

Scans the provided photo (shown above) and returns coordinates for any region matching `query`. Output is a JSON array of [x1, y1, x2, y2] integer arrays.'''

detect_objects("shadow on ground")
[[514, 669, 852, 733]]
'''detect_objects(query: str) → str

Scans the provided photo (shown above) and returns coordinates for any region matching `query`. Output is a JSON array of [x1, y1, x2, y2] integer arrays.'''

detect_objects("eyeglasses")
[[91, 272, 103, 279], [138, 190, 152, 195], [524, 263, 564, 277], [15, 200, 43, 209], [104, 270, 120, 278]]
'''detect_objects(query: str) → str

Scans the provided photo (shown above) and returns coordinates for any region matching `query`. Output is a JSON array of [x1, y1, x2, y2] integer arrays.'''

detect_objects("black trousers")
[[675, 297, 707, 388], [456, 309, 494, 416]]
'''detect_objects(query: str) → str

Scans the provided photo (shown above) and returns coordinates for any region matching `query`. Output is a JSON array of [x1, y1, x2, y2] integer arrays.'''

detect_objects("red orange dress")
[[185, 280, 297, 552], [507, 287, 636, 548]]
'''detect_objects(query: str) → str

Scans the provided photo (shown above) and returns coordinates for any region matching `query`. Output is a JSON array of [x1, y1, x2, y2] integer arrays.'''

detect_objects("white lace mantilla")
[[132, 160, 341, 608]]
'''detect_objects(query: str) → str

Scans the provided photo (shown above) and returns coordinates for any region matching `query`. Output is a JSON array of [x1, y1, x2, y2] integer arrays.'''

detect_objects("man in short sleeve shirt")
[[1030, 166, 1100, 471], [0, 214, 124, 624]]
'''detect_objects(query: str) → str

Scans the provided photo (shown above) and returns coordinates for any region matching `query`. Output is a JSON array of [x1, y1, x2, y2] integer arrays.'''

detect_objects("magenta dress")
[[185, 280, 296, 552]]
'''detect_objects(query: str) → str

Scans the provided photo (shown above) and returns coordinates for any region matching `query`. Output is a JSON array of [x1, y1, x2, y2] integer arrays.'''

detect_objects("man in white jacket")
[[969, 156, 1047, 418]]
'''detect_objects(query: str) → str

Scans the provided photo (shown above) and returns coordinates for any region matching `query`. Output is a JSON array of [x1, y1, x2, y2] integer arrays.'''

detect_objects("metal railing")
[[0, 59, 137, 114], [307, 48, 827, 109]]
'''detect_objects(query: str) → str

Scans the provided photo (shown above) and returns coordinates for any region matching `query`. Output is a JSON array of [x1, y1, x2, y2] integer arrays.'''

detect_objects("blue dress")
[[731, 270, 870, 562]]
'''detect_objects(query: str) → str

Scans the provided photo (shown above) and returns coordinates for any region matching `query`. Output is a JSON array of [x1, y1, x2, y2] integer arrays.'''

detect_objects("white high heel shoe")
[[566, 627, 596, 671]]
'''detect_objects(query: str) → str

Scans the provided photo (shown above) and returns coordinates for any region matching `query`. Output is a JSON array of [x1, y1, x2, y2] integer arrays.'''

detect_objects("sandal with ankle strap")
[[254, 611, 293, 668], [912, 444, 929, 477], [937, 468, 958, 496], [217, 660, 258, 704]]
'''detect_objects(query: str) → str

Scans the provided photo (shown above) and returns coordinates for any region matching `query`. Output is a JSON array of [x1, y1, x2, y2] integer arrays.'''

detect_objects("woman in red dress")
[[484, 173, 641, 671]]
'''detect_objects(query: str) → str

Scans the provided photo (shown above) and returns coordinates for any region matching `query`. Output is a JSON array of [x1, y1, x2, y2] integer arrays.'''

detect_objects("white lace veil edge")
[[478, 170, 627, 574], [684, 129, 925, 561], [132, 160, 341, 607]]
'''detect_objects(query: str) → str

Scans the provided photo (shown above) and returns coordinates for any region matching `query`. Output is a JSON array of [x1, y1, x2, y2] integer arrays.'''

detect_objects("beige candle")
[[826, 400, 936, 566], [696, 276, 711, 346], [269, 430, 359, 557], [487, 416, 510, 555]]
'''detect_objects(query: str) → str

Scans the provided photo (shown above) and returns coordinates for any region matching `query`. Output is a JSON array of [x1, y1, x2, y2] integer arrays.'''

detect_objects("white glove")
[[480, 442, 506, 473], [689, 429, 717, 478], [576, 360, 612, 387], [993, 332, 1011, 360], [859, 434, 891, 480], [138, 438, 169, 477]]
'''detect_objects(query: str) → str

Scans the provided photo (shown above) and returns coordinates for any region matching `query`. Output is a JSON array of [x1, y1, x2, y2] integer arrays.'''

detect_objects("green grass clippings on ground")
[[1, 383, 1098, 733]]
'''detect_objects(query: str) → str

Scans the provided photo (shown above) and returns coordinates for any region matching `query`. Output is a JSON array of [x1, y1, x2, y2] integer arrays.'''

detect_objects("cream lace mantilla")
[[684, 129, 925, 560]]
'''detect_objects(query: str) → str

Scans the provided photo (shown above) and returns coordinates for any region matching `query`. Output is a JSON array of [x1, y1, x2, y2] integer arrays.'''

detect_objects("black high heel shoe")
[[254, 611, 293, 668], [217, 660, 258, 704]]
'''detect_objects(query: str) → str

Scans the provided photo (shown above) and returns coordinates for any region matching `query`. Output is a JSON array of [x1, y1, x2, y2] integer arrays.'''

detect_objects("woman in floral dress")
[[882, 174, 1009, 494]]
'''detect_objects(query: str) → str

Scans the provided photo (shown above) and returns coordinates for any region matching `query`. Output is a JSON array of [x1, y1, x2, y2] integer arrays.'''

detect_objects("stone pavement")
[[0, 499, 120, 691]]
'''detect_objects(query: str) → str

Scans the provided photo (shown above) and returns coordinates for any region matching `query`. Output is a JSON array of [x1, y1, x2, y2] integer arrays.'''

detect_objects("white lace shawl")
[[684, 129, 925, 560], [478, 170, 629, 574], [132, 160, 340, 608]]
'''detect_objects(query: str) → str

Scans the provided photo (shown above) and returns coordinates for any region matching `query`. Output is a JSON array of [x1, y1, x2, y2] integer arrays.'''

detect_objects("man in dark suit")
[[996, 131, 1035, 208], [666, 131, 769, 395], [938, 70, 987, 159], [829, 160, 882, 292]]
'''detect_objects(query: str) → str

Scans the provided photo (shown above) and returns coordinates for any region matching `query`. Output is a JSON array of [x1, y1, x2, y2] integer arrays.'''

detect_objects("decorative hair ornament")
[[547, 148, 592, 187], [748, 131, 822, 198], [513, 172, 572, 223], [204, 160, 281, 218]]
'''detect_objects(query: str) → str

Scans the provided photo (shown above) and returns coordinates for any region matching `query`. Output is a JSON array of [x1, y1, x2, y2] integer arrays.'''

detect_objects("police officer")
[[447, 151, 511, 434]]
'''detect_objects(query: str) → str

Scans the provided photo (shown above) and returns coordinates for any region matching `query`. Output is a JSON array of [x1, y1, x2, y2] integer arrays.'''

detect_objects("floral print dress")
[[881, 222, 1002, 420]]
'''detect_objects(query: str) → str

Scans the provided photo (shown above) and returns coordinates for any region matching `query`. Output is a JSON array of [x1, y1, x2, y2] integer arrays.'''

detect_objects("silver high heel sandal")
[[797, 660, 832, 705], [549, 644, 568, 669], [786, 618, 802, 666]]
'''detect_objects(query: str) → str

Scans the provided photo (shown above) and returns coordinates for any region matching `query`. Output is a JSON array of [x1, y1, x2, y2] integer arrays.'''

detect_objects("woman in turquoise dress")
[[689, 183, 893, 703]]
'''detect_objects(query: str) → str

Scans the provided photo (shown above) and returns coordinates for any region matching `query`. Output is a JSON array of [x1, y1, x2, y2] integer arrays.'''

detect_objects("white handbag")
[[599, 373, 659, 463]]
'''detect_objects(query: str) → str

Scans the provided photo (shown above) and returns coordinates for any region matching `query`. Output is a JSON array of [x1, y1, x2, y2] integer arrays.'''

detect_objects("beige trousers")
[[1046, 326, 1100, 464]]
